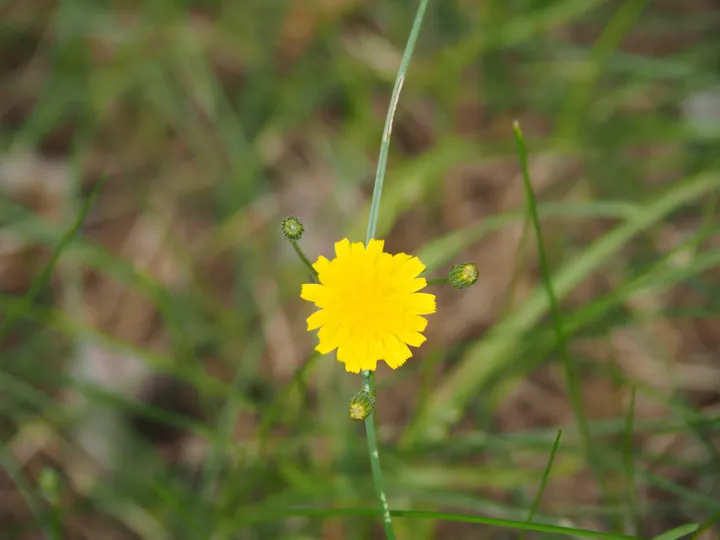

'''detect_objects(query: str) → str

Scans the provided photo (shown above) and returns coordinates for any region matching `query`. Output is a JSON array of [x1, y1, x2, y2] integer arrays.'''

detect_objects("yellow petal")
[[407, 315, 428, 332], [406, 292, 436, 314], [366, 239, 385, 260], [368, 337, 384, 360], [317, 322, 341, 353], [394, 257, 426, 281], [389, 253, 412, 273], [306, 310, 326, 330], [359, 355, 378, 372], [334, 238, 351, 259], [301, 284, 329, 306], [316, 341, 336, 355], [350, 241, 366, 259], [338, 344, 361, 373], [396, 326, 426, 347], [313, 255, 331, 276], [383, 335, 412, 369], [398, 277, 427, 293], [322, 323, 352, 354]]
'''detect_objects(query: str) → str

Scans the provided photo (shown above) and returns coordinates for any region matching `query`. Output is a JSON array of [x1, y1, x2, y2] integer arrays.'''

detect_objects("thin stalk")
[[290, 239, 318, 279], [362, 0, 430, 537], [521, 428, 562, 540], [623, 388, 640, 535], [512, 122, 600, 495], [0, 174, 106, 343], [364, 0, 430, 243]]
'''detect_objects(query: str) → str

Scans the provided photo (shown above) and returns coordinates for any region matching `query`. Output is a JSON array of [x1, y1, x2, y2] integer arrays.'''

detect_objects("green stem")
[[427, 278, 448, 286], [513, 122, 601, 499], [361, 0, 430, 537], [290, 239, 318, 279], [365, 0, 430, 244], [521, 429, 562, 540], [361, 371, 395, 539]]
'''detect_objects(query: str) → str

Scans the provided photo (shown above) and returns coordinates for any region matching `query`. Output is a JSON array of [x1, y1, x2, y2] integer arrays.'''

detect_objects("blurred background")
[[1, 0, 720, 538]]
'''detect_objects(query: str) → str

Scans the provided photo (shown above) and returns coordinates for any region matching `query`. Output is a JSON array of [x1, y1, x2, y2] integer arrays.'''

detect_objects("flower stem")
[[290, 239, 318, 279], [427, 278, 448, 286], [361, 371, 395, 539], [361, 0, 430, 537]]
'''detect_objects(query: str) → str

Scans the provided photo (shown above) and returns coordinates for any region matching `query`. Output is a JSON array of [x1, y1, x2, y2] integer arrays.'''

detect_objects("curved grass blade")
[[0, 173, 107, 343], [521, 428, 562, 540], [652, 523, 700, 540]]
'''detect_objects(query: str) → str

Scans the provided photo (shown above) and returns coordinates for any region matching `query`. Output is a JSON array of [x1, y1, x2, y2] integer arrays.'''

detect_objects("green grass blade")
[[652, 523, 700, 540], [624, 387, 640, 535], [404, 171, 720, 445], [521, 428, 562, 540], [691, 510, 720, 539], [0, 174, 106, 343], [235, 506, 640, 539], [365, 0, 430, 244], [513, 122, 596, 487]]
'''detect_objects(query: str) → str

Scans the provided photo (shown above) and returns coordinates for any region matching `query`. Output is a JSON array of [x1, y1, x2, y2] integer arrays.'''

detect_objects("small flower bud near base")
[[349, 390, 376, 420], [448, 263, 478, 289], [281, 216, 305, 241]]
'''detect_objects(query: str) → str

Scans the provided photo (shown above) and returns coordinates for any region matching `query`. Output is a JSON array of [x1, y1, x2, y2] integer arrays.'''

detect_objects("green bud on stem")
[[349, 390, 376, 421]]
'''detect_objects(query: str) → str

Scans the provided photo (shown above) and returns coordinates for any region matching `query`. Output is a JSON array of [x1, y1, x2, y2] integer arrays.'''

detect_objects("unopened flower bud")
[[281, 216, 304, 241], [448, 263, 478, 289], [349, 390, 376, 420]]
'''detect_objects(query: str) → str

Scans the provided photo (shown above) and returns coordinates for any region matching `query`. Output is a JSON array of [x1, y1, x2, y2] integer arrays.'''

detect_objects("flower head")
[[300, 238, 436, 373], [448, 263, 478, 289], [281, 216, 304, 241]]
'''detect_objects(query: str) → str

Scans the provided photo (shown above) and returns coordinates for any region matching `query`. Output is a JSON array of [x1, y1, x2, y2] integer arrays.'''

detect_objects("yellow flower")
[[300, 238, 436, 373]]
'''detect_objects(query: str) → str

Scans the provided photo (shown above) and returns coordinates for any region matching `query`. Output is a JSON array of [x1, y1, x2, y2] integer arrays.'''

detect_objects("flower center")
[[337, 279, 397, 333]]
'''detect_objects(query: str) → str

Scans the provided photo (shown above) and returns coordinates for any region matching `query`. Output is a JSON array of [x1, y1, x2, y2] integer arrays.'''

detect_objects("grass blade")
[[692, 510, 720, 540], [365, 0, 430, 243], [404, 170, 720, 446], [652, 523, 700, 540], [235, 506, 640, 539], [624, 388, 640, 535], [0, 174, 106, 343], [513, 121, 601, 494], [521, 428, 562, 540]]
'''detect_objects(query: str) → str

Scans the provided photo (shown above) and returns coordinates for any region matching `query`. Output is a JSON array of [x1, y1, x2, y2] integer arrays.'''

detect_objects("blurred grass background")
[[1, 0, 720, 538]]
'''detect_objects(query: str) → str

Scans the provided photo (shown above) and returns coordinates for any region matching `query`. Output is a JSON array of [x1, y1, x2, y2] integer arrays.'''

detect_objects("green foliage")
[[1, 0, 719, 538]]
